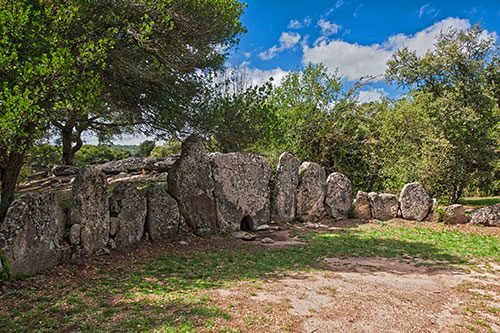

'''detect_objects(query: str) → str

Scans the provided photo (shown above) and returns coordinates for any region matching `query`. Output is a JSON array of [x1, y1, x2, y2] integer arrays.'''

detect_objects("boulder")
[[296, 162, 327, 221], [270, 152, 300, 223], [399, 182, 431, 221], [146, 183, 181, 240], [109, 181, 148, 248], [51, 165, 80, 177], [369, 192, 399, 221], [324, 172, 352, 219], [442, 204, 468, 224], [69, 224, 81, 245], [142, 157, 157, 172], [100, 157, 143, 175], [353, 191, 371, 219], [469, 204, 500, 227], [167, 136, 218, 235], [153, 155, 179, 173], [0, 192, 65, 277], [70, 166, 110, 254], [210, 152, 271, 231]]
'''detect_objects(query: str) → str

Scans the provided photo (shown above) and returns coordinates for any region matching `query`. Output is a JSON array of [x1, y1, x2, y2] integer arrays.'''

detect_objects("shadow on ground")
[[0, 223, 497, 332]]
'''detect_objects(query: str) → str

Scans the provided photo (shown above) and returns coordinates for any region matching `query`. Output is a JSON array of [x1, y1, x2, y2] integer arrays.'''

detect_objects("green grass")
[[459, 196, 500, 208], [0, 223, 498, 332]]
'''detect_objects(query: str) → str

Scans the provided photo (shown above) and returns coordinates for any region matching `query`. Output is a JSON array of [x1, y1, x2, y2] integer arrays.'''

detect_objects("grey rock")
[[469, 204, 500, 227], [146, 183, 181, 240], [142, 157, 157, 172], [353, 191, 371, 219], [69, 224, 81, 245], [179, 241, 188, 246], [304, 222, 329, 229], [70, 166, 110, 254], [108, 238, 117, 250], [296, 162, 327, 221], [369, 192, 399, 221], [51, 165, 80, 177], [109, 217, 119, 236], [399, 182, 431, 221], [442, 204, 468, 224], [100, 157, 144, 175], [210, 152, 271, 231], [271, 152, 300, 223], [261, 237, 275, 244], [256, 224, 270, 231], [153, 156, 179, 173], [325, 172, 353, 219], [0, 193, 65, 277], [167, 136, 218, 235], [233, 231, 256, 241], [109, 181, 148, 248]]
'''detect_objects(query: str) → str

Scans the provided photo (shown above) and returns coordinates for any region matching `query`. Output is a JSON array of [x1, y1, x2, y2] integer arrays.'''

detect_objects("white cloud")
[[357, 88, 387, 103], [259, 32, 301, 60], [317, 19, 341, 36], [230, 63, 288, 87], [288, 19, 302, 29], [418, 3, 439, 18], [243, 52, 251, 58], [303, 17, 474, 81]]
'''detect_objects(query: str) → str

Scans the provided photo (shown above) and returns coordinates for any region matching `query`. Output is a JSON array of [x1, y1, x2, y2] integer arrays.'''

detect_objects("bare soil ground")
[[1, 220, 499, 332], [209, 257, 500, 332]]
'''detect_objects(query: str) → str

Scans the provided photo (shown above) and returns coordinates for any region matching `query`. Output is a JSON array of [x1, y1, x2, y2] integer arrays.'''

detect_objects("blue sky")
[[226, 0, 500, 102]]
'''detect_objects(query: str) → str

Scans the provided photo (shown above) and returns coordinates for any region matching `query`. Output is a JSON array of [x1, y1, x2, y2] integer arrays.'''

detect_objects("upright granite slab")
[[399, 182, 431, 221], [210, 152, 271, 230], [109, 181, 147, 248], [70, 166, 110, 254], [167, 136, 218, 235], [368, 192, 399, 221], [353, 191, 371, 219], [296, 162, 327, 221], [325, 172, 353, 219], [146, 183, 182, 240], [0, 193, 65, 277], [271, 152, 300, 223]]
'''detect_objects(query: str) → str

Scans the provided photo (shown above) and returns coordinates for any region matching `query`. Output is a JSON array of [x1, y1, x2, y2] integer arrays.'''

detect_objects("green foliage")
[[135, 140, 155, 158], [74, 145, 131, 166], [150, 139, 182, 158], [386, 25, 499, 203]]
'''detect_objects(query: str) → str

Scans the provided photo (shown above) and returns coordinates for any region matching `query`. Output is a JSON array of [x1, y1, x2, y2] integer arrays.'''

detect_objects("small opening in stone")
[[240, 215, 253, 231]]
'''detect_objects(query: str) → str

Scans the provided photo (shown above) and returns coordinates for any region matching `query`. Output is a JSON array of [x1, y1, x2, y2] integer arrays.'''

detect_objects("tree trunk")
[[61, 129, 83, 166], [61, 129, 74, 165], [0, 152, 24, 223]]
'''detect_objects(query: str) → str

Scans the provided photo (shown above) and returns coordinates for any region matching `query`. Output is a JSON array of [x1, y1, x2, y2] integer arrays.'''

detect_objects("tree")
[[386, 25, 499, 203], [136, 140, 156, 158], [53, 0, 246, 165], [0, 0, 110, 221], [268, 63, 372, 189], [0, 0, 245, 221]]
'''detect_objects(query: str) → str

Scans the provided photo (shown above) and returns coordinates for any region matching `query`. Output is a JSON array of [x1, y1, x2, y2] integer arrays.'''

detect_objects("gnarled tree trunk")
[[0, 151, 25, 223]]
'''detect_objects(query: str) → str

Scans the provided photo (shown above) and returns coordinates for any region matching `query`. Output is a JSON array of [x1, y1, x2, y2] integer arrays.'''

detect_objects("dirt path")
[[211, 258, 500, 332]]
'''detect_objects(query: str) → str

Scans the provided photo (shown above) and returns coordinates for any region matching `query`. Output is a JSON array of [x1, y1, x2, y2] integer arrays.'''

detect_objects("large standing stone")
[[353, 191, 371, 219], [210, 152, 271, 231], [109, 181, 147, 248], [70, 166, 110, 254], [469, 204, 500, 227], [296, 162, 327, 221], [146, 183, 181, 240], [167, 136, 218, 235], [442, 204, 468, 224], [271, 153, 300, 223], [324, 172, 352, 219], [399, 182, 431, 221], [0, 193, 65, 277], [369, 192, 399, 221]]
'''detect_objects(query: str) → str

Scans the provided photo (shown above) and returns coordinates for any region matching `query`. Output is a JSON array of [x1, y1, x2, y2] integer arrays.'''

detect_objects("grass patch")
[[0, 223, 498, 332], [459, 197, 500, 208]]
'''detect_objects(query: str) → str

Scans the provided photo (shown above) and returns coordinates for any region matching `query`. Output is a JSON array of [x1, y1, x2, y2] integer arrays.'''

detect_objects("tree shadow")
[[0, 228, 478, 332]]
